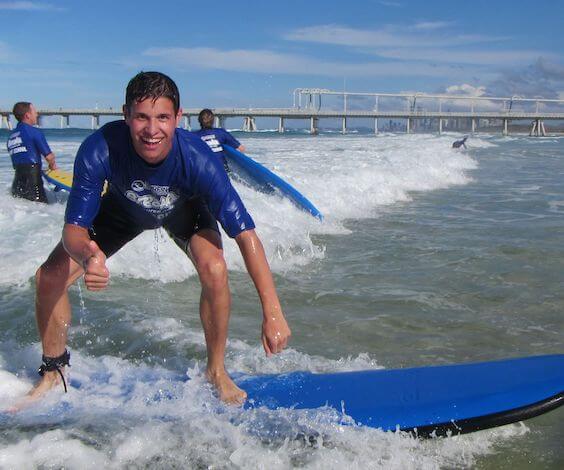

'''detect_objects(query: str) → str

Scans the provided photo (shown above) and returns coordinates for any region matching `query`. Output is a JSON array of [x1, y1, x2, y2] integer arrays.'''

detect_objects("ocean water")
[[0, 128, 562, 469]]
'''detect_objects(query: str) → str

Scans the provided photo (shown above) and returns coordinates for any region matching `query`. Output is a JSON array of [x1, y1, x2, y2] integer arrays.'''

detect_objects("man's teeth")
[[143, 138, 162, 144]]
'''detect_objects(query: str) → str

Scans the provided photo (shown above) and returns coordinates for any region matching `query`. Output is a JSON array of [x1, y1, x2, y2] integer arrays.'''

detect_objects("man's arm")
[[235, 229, 291, 355], [236, 145, 246, 153], [44, 152, 57, 170], [62, 224, 109, 291]]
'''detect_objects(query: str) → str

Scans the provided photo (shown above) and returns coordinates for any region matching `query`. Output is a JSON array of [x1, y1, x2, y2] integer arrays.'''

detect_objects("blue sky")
[[1, 0, 563, 110]]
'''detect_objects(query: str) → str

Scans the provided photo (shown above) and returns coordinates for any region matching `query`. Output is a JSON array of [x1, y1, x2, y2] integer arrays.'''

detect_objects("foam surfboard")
[[223, 145, 323, 220], [42, 168, 73, 192], [237, 354, 564, 437]]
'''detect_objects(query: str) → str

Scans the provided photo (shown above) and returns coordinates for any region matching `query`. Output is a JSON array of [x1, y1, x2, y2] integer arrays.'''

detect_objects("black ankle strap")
[[38, 349, 71, 393]]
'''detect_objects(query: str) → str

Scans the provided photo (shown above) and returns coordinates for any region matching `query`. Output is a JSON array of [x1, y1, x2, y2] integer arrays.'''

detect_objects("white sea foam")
[[0, 133, 480, 285], [0, 343, 528, 470]]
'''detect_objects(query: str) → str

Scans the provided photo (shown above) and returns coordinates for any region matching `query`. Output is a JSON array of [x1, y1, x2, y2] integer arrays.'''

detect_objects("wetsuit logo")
[[7, 133, 27, 156], [201, 134, 222, 153], [125, 180, 179, 219]]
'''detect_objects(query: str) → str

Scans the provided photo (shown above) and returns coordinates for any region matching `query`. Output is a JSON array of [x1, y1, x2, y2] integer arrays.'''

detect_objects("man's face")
[[124, 97, 182, 164]]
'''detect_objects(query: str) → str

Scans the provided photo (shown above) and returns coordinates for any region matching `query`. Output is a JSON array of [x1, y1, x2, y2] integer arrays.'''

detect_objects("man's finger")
[[262, 335, 272, 356]]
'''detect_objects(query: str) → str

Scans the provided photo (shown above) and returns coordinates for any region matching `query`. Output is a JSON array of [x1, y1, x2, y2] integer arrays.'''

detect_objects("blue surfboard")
[[223, 145, 323, 220], [237, 355, 564, 437]]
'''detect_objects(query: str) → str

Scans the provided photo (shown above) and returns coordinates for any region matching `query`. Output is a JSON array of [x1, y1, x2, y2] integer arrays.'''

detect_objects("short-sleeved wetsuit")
[[6, 122, 53, 202], [194, 128, 241, 171], [65, 120, 255, 257]]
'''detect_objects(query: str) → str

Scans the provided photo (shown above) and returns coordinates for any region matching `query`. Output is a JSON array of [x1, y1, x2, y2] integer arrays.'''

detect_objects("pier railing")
[[1, 91, 563, 136]]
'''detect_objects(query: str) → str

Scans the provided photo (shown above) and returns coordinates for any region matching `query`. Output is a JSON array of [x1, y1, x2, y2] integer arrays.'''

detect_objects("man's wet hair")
[[125, 71, 180, 113], [198, 109, 215, 129], [12, 102, 32, 122]]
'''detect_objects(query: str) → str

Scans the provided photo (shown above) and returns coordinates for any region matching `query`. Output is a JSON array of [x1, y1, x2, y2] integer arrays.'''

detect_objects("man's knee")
[[196, 255, 228, 289], [35, 254, 80, 296]]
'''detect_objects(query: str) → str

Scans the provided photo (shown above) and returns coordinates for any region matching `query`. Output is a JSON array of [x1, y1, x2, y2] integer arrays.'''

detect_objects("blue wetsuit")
[[66, 120, 255, 256], [195, 128, 241, 170], [6, 122, 52, 202]]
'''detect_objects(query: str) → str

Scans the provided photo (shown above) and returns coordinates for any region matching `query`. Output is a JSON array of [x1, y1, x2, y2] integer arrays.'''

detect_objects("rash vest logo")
[[125, 180, 179, 219]]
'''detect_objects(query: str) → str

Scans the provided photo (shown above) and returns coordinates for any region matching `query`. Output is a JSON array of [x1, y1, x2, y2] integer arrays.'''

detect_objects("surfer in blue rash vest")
[[6, 102, 58, 203], [20, 72, 290, 409], [195, 109, 246, 171]]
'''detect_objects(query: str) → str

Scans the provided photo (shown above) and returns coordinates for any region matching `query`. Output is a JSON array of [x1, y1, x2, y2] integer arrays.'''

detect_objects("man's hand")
[[82, 240, 109, 291], [261, 310, 291, 356], [45, 153, 57, 170]]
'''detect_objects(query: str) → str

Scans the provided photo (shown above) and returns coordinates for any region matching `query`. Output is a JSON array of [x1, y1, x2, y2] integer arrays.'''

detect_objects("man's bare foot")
[[7, 370, 66, 413], [206, 368, 247, 405]]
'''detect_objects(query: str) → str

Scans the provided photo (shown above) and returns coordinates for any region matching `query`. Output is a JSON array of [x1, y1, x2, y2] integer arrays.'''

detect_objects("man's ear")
[[123, 104, 129, 122], [176, 107, 183, 127]]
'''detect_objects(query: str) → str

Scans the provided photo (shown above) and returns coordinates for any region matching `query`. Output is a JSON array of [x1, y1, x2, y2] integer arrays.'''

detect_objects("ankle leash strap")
[[38, 349, 71, 393]]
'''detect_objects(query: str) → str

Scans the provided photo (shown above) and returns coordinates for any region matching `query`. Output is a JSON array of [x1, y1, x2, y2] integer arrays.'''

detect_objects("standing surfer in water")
[[19, 71, 290, 409], [195, 109, 246, 171], [6, 102, 58, 203]]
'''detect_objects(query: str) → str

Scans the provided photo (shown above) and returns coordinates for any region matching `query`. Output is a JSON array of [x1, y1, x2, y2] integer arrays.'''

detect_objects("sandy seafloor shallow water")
[[0, 127, 562, 469]]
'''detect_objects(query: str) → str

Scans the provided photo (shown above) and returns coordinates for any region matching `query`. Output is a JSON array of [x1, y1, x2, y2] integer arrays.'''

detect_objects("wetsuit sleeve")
[[190, 142, 255, 238], [218, 129, 241, 149], [65, 131, 110, 228], [33, 128, 52, 156]]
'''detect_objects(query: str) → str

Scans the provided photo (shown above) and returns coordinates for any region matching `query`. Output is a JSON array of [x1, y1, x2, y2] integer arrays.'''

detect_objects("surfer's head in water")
[[198, 109, 215, 130], [452, 137, 468, 149]]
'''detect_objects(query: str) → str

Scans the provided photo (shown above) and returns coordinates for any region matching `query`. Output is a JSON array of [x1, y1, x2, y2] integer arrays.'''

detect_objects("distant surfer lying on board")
[[194, 108, 245, 171], [6, 101, 58, 203], [16, 71, 290, 410], [452, 137, 468, 149]]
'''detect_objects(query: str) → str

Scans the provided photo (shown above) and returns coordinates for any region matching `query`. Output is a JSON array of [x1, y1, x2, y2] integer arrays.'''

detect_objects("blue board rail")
[[237, 354, 564, 437], [223, 145, 323, 220]]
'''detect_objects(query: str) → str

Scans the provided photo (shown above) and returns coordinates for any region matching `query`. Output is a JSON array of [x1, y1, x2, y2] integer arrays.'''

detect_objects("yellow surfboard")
[[42, 168, 73, 192], [43, 168, 107, 194]]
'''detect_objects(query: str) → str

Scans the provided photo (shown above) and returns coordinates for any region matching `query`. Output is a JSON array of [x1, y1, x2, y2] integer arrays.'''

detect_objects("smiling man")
[[27, 71, 290, 407]]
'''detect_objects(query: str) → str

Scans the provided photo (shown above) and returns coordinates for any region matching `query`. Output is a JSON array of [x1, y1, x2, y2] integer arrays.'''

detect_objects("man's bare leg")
[[189, 229, 246, 405], [21, 242, 83, 405]]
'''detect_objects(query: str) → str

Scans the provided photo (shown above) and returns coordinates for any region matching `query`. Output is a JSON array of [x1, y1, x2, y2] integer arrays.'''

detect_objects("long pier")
[[1, 90, 563, 136]]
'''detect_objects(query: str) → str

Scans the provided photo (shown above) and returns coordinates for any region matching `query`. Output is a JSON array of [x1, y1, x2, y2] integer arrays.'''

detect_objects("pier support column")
[[529, 119, 546, 137], [91, 115, 100, 130], [342, 117, 347, 135], [374, 118, 378, 135], [503, 119, 508, 136], [1, 114, 11, 130], [278, 117, 285, 133], [406, 118, 410, 134], [60, 115, 70, 128], [243, 116, 256, 132], [217, 116, 226, 129], [471, 118, 476, 134], [439, 118, 443, 135], [310, 117, 319, 135], [183, 115, 191, 130]]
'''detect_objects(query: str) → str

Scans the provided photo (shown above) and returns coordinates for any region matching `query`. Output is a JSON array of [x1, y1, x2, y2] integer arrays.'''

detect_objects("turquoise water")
[[0, 129, 562, 468]]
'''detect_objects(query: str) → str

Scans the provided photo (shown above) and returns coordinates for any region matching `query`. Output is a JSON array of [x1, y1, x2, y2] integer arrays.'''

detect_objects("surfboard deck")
[[237, 354, 564, 437], [42, 168, 73, 192], [223, 145, 323, 220]]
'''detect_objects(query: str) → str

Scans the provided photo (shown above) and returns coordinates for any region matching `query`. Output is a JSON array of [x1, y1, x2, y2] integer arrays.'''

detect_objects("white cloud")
[[283, 24, 506, 49], [372, 48, 556, 66], [445, 84, 487, 97], [410, 21, 452, 31], [0, 2, 63, 10], [143, 46, 470, 79]]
